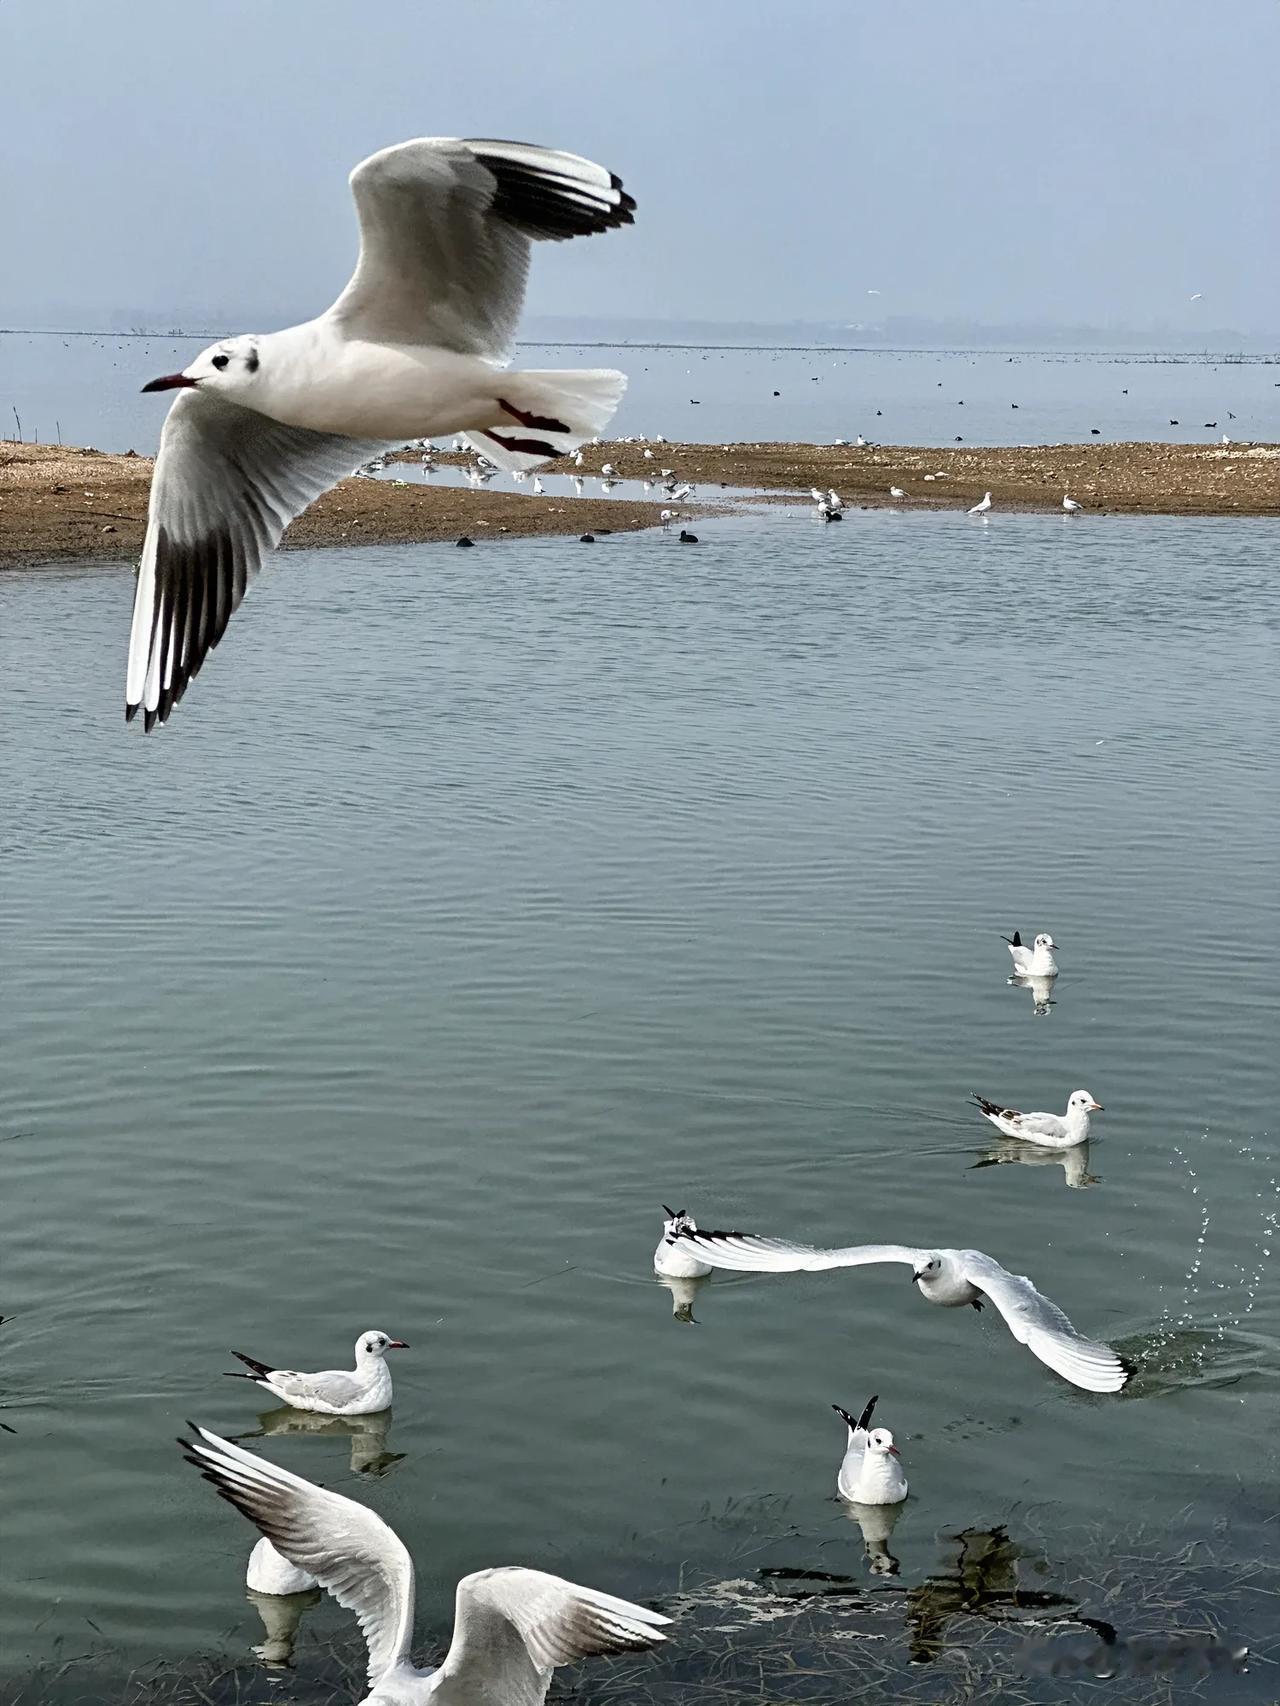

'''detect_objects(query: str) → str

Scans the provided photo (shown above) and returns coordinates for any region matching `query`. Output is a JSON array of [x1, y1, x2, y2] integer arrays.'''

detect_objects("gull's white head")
[[868, 1428, 900, 1457], [910, 1253, 944, 1283], [142, 335, 263, 396], [1068, 1090, 1103, 1114], [355, 1329, 409, 1362], [1033, 933, 1057, 951], [662, 1204, 696, 1239]]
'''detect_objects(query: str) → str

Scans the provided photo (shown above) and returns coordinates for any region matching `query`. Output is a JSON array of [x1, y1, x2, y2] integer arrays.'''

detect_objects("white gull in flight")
[[183, 1425, 671, 1705], [671, 1225, 1130, 1391], [127, 136, 636, 727]]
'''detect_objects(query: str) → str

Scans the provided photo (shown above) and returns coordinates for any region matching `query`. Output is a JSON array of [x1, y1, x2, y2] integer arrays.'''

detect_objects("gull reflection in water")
[[1008, 971, 1058, 1017], [842, 1496, 905, 1576], [971, 1137, 1099, 1190], [905, 1524, 1077, 1664], [244, 1404, 405, 1477], [246, 1538, 321, 1667], [656, 1272, 710, 1324]]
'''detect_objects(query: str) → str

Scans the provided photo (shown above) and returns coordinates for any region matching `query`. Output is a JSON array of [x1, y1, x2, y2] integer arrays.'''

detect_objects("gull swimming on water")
[[971, 1090, 1103, 1149], [127, 136, 636, 727], [833, 1396, 908, 1504], [248, 1536, 318, 1595], [654, 1207, 713, 1278], [225, 1330, 408, 1416], [183, 1425, 671, 1705], [670, 1225, 1130, 1391], [1003, 930, 1058, 977]]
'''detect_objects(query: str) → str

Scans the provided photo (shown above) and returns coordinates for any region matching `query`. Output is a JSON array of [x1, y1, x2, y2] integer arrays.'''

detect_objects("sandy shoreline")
[[3, 435, 1278, 565]]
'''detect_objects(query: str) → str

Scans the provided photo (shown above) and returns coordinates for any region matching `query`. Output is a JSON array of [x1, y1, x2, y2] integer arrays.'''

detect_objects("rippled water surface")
[[2, 508, 1279, 1694]]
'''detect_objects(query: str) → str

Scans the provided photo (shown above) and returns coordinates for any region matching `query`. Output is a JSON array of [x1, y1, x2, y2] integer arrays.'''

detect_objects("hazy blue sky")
[[2, 0, 1276, 331]]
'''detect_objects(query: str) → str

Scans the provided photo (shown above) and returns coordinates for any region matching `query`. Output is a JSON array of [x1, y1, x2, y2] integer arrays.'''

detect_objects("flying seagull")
[[127, 136, 636, 728], [670, 1225, 1130, 1391], [182, 1425, 670, 1705]]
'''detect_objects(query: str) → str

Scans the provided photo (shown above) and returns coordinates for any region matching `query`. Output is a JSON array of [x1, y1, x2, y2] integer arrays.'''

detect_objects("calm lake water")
[[3, 506, 1279, 1699], [3, 331, 1280, 456]]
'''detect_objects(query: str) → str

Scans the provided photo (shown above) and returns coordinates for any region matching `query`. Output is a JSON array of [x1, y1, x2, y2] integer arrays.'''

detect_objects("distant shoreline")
[[2, 437, 1277, 567]]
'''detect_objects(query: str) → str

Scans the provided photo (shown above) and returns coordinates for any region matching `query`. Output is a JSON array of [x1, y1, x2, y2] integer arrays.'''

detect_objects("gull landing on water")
[[183, 1426, 671, 1706], [225, 1330, 408, 1416], [833, 1396, 908, 1505], [1003, 930, 1058, 977], [670, 1226, 1130, 1391], [127, 136, 636, 728], [971, 1090, 1103, 1150]]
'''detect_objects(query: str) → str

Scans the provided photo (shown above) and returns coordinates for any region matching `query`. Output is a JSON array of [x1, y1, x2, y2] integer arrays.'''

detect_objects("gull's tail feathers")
[[970, 1093, 1004, 1119], [469, 369, 627, 471]]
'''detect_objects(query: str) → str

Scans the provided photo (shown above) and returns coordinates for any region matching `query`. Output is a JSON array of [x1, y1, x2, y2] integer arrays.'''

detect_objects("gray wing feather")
[[676, 1230, 924, 1273], [126, 390, 387, 727], [963, 1253, 1129, 1393], [327, 138, 634, 358], [431, 1568, 669, 1706], [182, 1425, 415, 1685]]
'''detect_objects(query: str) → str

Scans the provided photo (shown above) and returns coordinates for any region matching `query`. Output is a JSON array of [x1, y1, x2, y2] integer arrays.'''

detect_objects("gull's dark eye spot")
[[211, 353, 230, 371]]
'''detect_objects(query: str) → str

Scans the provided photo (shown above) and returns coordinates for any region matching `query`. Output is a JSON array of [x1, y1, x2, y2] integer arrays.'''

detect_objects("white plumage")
[[183, 1426, 671, 1706], [833, 1397, 908, 1504], [127, 136, 636, 728], [226, 1329, 408, 1417], [670, 1227, 1130, 1392], [971, 1090, 1103, 1149]]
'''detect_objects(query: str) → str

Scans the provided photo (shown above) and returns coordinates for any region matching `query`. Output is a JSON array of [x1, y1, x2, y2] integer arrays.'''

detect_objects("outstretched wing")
[[126, 390, 386, 728], [431, 1567, 669, 1706], [963, 1255, 1129, 1393], [327, 138, 635, 359], [674, 1229, 923, 1274], [181, 1424, 414, 1684]]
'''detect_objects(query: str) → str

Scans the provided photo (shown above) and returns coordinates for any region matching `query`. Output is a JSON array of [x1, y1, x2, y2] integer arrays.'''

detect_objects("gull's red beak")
[[141, 372, 198, 393], [887, 1445, 901, 1456], [387, 1339, 409, 1350]]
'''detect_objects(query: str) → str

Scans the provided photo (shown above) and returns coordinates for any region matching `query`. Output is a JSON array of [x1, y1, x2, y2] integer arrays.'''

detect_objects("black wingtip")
[[143, 707, 158, 734], [855, 1394, 879, 1431], [125, 700, 139, 723]]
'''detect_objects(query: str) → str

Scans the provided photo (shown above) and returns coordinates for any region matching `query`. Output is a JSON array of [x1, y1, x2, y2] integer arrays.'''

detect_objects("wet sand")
[[0, 444, 668, 566], [566, 438, 1280, 515], [3, 435, 1277, 566]]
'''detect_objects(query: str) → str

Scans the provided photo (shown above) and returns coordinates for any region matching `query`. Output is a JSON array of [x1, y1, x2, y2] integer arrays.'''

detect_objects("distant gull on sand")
[[889, 486, 906, 499], [967, 492, 992, 516], [127, 136, 636, 728], [184, 1425, 671, 1705], [1062, 493, 1081, 512]]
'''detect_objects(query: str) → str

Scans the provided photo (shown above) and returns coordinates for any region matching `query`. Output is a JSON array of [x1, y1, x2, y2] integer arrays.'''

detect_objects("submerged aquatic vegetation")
[[8, 1513, 1272, 1706]]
